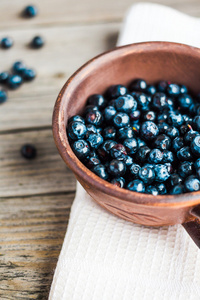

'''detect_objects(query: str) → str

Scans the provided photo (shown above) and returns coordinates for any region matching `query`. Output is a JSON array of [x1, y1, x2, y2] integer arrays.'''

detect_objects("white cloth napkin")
[[49, 3, 200, 300]]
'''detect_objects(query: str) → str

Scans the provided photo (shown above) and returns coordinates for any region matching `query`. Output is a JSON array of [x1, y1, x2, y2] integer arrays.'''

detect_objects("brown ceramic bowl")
[[53, 42, 200, 247]]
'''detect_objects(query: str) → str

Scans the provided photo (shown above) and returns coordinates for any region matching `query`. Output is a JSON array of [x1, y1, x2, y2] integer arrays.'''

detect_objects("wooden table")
[[0, 1, 199, 299]]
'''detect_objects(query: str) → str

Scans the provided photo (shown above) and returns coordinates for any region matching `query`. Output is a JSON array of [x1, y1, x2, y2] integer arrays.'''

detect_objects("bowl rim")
[[52, 41, 200, 208]]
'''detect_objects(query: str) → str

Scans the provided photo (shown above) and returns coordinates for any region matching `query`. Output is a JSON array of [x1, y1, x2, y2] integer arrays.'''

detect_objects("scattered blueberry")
[[0, 71, 9, 84], [1, 37, 13, 49], [7, 74, 23, 89], [31, 36, 44, 49], [21, 144, 37, 159], [23, 5, 38, 18], [0, 89, 7, 104], [12, 61, 26, 75], [22, 68, 36, 81]]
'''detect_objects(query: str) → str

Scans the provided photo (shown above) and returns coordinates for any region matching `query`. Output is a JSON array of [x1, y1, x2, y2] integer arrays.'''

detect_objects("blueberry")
[[68, 121, 86, 140], [97, 140, 117, 160], [154, 164, 170, 182], [134, 93, 150, 110], [167, 83, 181, 96], [146, 186, 159, 195], [169, 173, 182, 187], [85, 156, 101, 168], [7, 74, 23, 89], [178, 94, 193, 110], [148, 149, 163, 163], [123, 138, 138, 155], [137, 138, 146, 147], [103, 126, 116, 140], [177, 146, 193, 161], [136, 146, 151, 163], [193, 116, 200, 131], [86, 132, 103, 149], [1, 37, 13, 49], [157, 112, 168, 123], [103, 106, 116, 122], [85, 124, 98, 138], [108, 159, 126, 176], [170, 184, 185, 194], [110, 143, 127, 160], [191, 135, 200, 157], [184, 176, 200, 192], [180, 85, 188, 94], [142, 111, 156, 122], [154, 134, 171, 150], [0, 89, 7, 104], [146, 85, 156, 95], [92, 164, 108, 180], [21, 144, 37, 159], [162, 150, 174, 163], [125, 156, 134, 166], [127, 179, 145, 192], [178, 161, 194, 178], [72, 140, 90, 159], [110, 177, 125, 188], [140, 121, 159, 141], [196, 168, 200, 180], [114, 94, 137, 113], [23, 5, 38, 17], [168, 110, 183, 127], [12, 61, 26, 75], [105, 84, 127, 99], [22, 69, 36, 81], [87, 94, 107, 109], [155, 183, 167, 194], [157, 123, 169, 134], [117, 126, 134, 140], [132, 122, 140, 135], [194, 158, 200, 169], [172, 137, 184, 152], [68, 115, 85, 124], [113, 112, 130, 128], [31, 36, 44, 49], [129, 79, 147, 92], [85, 110, 103, 126], [152, 92, 168, 110], [182, 114, 193, 124], [84, 105, 98, 115], [164, 162, 173, 174], [179, 125, 191, 136], [138, 166, 155, 184], [157, 81, 168, 92], [0, 72, 9, 84], [129, 110, 141, 121], [129, 163, 141, 178]]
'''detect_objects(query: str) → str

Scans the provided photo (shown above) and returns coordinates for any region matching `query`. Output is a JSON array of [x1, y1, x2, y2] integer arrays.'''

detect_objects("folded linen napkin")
[[49, 3, 200, 300]]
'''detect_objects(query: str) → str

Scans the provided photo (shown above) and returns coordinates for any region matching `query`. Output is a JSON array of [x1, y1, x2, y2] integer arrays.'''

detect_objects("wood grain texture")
[[0, 193, 74, 300], [0, 129, 76, 197]]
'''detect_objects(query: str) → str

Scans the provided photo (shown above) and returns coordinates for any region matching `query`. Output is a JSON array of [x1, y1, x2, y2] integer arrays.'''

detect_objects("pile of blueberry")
[[67, 79, 200, 195]]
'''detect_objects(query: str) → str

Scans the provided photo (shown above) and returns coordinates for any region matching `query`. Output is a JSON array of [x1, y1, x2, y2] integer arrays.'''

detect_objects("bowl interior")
[[53, 42, 200, 206]]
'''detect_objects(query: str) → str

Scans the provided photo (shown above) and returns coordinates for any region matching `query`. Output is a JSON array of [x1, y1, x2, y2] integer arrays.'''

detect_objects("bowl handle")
[[182, 205, 200, 248]]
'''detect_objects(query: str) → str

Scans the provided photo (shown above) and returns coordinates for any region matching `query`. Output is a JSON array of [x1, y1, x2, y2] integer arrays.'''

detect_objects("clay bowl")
[[53, 42, 200, 247]]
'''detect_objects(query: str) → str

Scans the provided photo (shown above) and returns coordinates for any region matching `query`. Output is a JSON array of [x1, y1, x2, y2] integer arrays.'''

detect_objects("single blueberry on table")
[[0, 89, 7, 104], [92, 164, 108, 180], [23, 5, 38, 17], [12, 61, 26, 75], [129, 79, 147, 92], [127, 179, 145, 193], [108, 159, 126, 176], [1, 37, 13, 49], [103, 105, 116, 122], [68, 121, 86, 140], [148, 149, 163, 164], [86, 132, 103, 149], [0, 72, 9, 84], [145, 186, 159, 195], [22, 68, 36, 81], [123, 138, 138, 155], [31, 36, 44, 49], [129, 163, 141, 178], [184, 176, 200, 192], [110, 143, 127, 160], [178, 161, 194, 178], [140, 121, 159, 141], [138, 166, 155, 184], [154, 134, 171, 151], [68, 115, 85, 124], [110, 177, 125, 188], [103, 126, 116, 140], [72, 139, 90, 159], [7, 74, 23, 89], [85, 110, 103, 126], [105, 84, 127, 99], [154, 164, 170, 182], [113, 112, 130, 128], [21, 144, 37, 159], [114, 94, 137, 113], [87, 94, 107, 109], [170, 184, 185, 194], [117, 126, 134, 140]]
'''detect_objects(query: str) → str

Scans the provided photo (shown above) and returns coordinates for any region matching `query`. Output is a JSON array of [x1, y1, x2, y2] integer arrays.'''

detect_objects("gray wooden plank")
[[0, 0, 199, 29], [0, 22, 119, 132], [0, 129, 76, 197]]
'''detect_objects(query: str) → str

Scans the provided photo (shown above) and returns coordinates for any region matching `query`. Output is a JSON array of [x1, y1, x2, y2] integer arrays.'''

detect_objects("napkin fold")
[[49, 3, 200, 300]]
